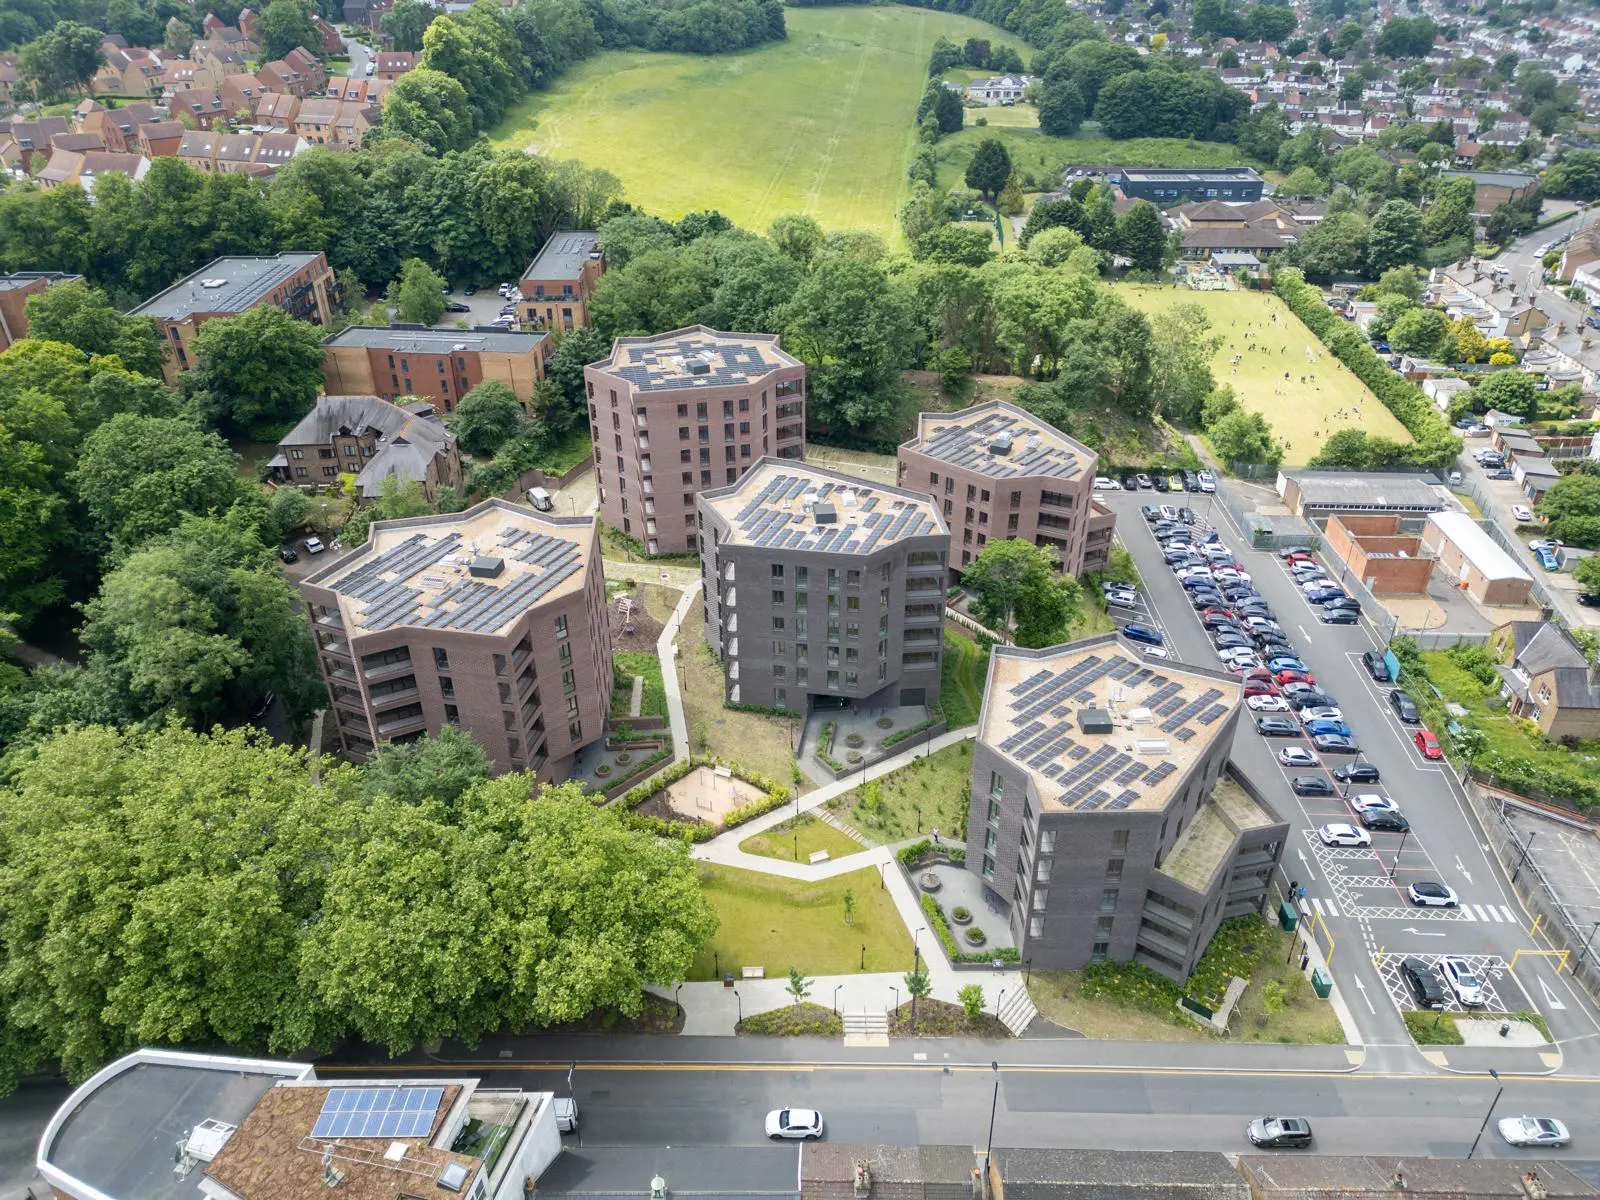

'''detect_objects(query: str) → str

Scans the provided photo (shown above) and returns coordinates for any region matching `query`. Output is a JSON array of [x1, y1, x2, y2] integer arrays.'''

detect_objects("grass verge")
[[611, 650, 667, 718], [888, 997, 1008, 1037], [937, 628, 991, 728], [676, 600, 801, 785], [1404, 1010, 1465, 1045], [740, 813, 865, 863]]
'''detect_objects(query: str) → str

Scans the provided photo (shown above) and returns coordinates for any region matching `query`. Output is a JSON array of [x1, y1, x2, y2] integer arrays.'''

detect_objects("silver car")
[[1439, 956, 1483, 1007], [766, 1108, 824, 1140], [1498, 1116, 1569, 1148]]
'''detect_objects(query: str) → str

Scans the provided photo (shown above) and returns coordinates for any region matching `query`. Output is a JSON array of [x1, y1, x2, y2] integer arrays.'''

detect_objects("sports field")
[[1116, 285, 1412, 465], [488, 6, 1028, 238]]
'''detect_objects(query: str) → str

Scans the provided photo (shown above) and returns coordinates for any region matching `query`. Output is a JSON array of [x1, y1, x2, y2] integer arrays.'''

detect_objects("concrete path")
[[658, 583, 701, 762], [628, 675, 643, 718]]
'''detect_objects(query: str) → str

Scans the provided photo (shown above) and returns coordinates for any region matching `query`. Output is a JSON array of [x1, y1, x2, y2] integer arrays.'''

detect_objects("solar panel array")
[[917, 410, 1083, 480], [613, 335, 783, 392], [330, 522, 585, 634], [311, 1087, 443, 1140], [724, 472, 939, 555]]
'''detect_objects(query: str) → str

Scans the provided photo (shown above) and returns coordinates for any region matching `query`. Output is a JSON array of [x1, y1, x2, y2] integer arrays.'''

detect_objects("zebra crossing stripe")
[[1459, 906, 1478, 921], [1310, 898, 1325, 917], [1325, 899, 1339, 918], [1479, 904, 1500, 922], [1500, 905, 1518, 923]]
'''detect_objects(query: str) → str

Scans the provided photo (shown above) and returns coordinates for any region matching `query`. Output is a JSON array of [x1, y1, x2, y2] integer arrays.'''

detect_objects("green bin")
[[1310, 968, 1332, 998], [1278, 899, 1299, 932]]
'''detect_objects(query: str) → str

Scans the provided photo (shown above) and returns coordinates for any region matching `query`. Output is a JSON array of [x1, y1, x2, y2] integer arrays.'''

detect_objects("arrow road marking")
[[1354, 976, 1376, 1014], [1539, 978, 1566, 1011], [1454, 856, 1473, 884], [1401, 927, 1447, 937], [1296, 849, 1316, 881]]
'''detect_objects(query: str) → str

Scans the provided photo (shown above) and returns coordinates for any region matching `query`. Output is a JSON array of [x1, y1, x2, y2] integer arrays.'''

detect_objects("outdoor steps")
[[842, 1009, 889, 1047], [995, 986, 1038, 1037], [817, 807, 876, 847]]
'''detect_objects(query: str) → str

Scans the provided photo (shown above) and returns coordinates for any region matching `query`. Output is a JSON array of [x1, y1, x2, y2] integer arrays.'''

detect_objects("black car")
[[1182, 470, 1201, 493], [1401, 957, 1449, 1010], [1360, 808, 1410, 832], [1292, 775, 1336, 796], [1579, 593, 1600, 607], [1215, 634, 1253, 651], [1362, 649, 1392, 681], [278, 545, 299, 564], [1190, 591, 1225, 610], [445, 302, 471, 313], [1313, 732, 1360, 754], [1122, 475, 1140, 490], [1324, 595, 1361, 612], [1152, 474, 1169, 492], [463, 284, 478, 296], [1389, 689, 1421, 723], [1486, 468, 1514, 480], [1286, 690, 1336, 711], [1178, 506, 1196, 523], [1332, 760, 1381, 784], [1256, 716, 1302, 736]]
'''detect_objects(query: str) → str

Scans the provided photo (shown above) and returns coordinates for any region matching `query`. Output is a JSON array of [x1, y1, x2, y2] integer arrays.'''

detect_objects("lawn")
[[933, 129, 1260, 195], [487, 6, 1029, 240], [690, 863, 913, 979], [611, 650, 667, 718], [937, 628, 991, 728], [739, 813, 866, 863], [840, 740, 973, 842], [1116, 285, 1411, 466]]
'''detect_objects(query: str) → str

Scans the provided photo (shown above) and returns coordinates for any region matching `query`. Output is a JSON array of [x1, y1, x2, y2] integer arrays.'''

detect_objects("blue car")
[[1268, 657, 1308, 673], [1535, 547, 1562, 571], [1305, 719, 1353, 739], [1122, 622, 1164, 646], [1306, 588, 1345, 604]]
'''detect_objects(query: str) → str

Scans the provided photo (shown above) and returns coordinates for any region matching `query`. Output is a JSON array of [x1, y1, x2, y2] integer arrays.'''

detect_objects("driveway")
[[434, 288, 517, 328]]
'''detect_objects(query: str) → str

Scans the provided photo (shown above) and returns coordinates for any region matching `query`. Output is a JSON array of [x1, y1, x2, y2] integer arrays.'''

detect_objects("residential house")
[[161, 60, 198, 97], [89, 100, 163, 152], [325, 75, 373, 103], [170, 88, 226, 129], [294, 97, 368, 147], [92, 43, 166, 96], [343, 0, 393, 32], [271, 392, 462, 500], [48, 132, 106, 154], [136, 120, 185, 156], [965, 74, 1030, 104], [259, 49, 325, 99], [191, 41, 250, 90], [1559, 223, 1600, 281], [1494, 621, 1600, 741], [323, 325, 551, 414], [177, 128, 222, 170], [36, 149, 150, 192], [255, 90, 301, 130], [517, 230, 605, 330], [1169, 198, 1306, 258], [0, 271, 80, 351], [178, 128, 305, 175], [289, 46, 327, 93], [237, 6, 259, 39], [200, 13, 257, 52], [313, 16, 344, 54], [376, 51, 416, 80], [1442, 169, 1539, 217], [0, 117, 69, 175], [1454, 138, 1482, 167], [219, 71, 266, 118]]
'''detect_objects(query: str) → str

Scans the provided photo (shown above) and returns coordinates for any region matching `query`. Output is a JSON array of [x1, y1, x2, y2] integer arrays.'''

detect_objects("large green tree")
[[962, 539, 1080, 648], [1474, 369, 1538, 421], [188, 305, 326, 436], [22, 281, 163, 377], [255, 0, 321, 63], [382, 68, 474, 155], [72, 414, 245, 550], [1036, 75, 1085, 136], [387, 257, 449, 324], [381, 0, 438, 50], [16, 21, 104, 100], [1117, 201, 1166, 272], [782, 254, 915, 429], [451, 379, 524, 457], [964, 138, 1012, 202], [1387, 307, 1450, 358], [1209, 409, 1282, 468]]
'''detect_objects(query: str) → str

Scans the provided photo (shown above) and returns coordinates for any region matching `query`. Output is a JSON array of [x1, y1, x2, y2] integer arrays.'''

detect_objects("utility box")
[[1278, 899, 1299, 931], [1311, 967, 1332, 998]]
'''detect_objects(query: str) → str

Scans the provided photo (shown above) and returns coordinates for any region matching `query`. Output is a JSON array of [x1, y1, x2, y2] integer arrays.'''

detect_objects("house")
[[160, 58, 198, 95], [343, 0, 393, 31], [0, 116, 70, 174], [191, 41, 250, 90], [0, 271, 80, 351], [1441, 169, 1539, 217], [1453, 138, 1482, 167], [48, 131, 106, 154], [287, 45, 328, 92], [1494, 621, 1600, 741], [136, 120, 185, 156], [325, 75, 373, 103], [92, 43, 166, 96], [170, 88, 226, 129], [965, 73, 1031, 104], [255, 90, 301, 130], [323, 325, 551, 414], [294, 97, 367, 147], [1559, 223, 1600, 282], [271, 393, 461, 500], [259, 48, 326, 99], [88, 100, 162, 153], [517, 229, 605, 330], [219, 71, 266, 118], [376, 50, 416, 80], [36, 149, 150, 192]]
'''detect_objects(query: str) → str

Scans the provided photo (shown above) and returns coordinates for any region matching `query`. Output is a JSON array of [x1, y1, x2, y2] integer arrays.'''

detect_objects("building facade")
[[1422, 511, 1533, 607], [697, 460, 949, 711], [585, 326, 807, 555], [271, 392, 462, 500], [0, 270, 78, 350], [299, 499, 612, 779], [897, 400, 1115, 580], [128, 251, 336, 382], [965, 635, 1286, 982], [517, 229, 604, 330], [322, 325, 550, 413]]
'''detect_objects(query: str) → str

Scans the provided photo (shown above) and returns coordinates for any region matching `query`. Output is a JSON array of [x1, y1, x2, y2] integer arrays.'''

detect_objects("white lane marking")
[[1454, 855, 1473, 884], [1353, 975, 1376, 1013], [1457, 907, 1478, 921], [1500, 905, 1517, 923], [1479, 904, 1500, 922], [1539, 978, 1567, 1010], [1296, 847, 1316, 881], [1325, 899, 1339, 918], [1311, 898, 1325, 917], [1399, 926, 1447, 936]]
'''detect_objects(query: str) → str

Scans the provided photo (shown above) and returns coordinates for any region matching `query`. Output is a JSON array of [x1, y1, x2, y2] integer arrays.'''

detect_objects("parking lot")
[[1298, 826, 1520, 924], [1375, 951, 1520, 1014]]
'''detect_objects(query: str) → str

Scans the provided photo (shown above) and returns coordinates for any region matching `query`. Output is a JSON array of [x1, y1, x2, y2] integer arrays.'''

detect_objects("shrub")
[[951, 905, 972, 922], [1404, 1010, 1463, 1045], [964, 926, 987, 946], [883, 717, 942, 749], [958, 983, 985, 1020]]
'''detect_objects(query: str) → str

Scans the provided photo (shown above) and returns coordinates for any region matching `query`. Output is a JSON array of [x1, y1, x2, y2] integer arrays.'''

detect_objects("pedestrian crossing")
[[1457, 903, 1519, 923], [1308, 897, 1518, 923], [1310, 897, 1338, 919]]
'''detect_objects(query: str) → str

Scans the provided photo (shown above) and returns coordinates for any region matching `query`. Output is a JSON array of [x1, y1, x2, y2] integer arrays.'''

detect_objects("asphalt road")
[[1093, 486, 1600, 1070]]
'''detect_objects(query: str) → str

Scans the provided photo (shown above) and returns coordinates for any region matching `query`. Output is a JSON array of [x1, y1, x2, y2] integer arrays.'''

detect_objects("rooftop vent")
[[181, 1118, 238, 1164], [438, 1162, 471, 1192], [468, 555, 505, 579], [1135, 737, 1171, 755], [987, 433, 1013, 456], [1077, 708, 1114, 735], [688, 357, 711, 375], [813, 501, 838, 525], [200, 278, 227, 288]]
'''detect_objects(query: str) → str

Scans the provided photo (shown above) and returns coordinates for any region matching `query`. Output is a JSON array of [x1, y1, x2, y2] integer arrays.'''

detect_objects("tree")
[[1279, 167, 1324, 199], [22, 281, 163, 377], [1026, 226, 1087, 267], [900, 180, 951, 245], [17, 22, 104, 100], [963, 539, 1081, 648], [1422, 176, 1475, 247], [1037, 75, 1086, 137], [785, 967, 812, 1007], [189, 306, 326, 436], [841, 888, 855, 925], [452, 380, 524, 457], [1572, 554, 1600, 596], [72, 414, 245, 550], [1376, 265, 1422, 300], [1374, 15, 1437, 58], [1118, 200, 1166, 272], [1149, 303, 1217, 427], [382, 0, 438, 51], [913, 225, 995, 267], [1387, 307, 1450, 357], [1209, 409, 1282, 468], [1289, 210, 1368, 278], [783, 255, 914, 429], [1543, 151, 1600, 202], [255, 0, 321, 63], [362, 725, 493, 806], [342, 475, 435, 545], [916, 83, 963, 136], [1539, 474, 1600, 544], [1450, 317, 1489, 364], [1367, 200, 1425, 273], [958, 982, 985, 1022], [387, 257, 449, 325], [903, 968, 932, 1028], [382, 68, 474, 154], [768, 214, 823, 266], [965, 138, 1012, 202], [1475, 369, 1538, 421]]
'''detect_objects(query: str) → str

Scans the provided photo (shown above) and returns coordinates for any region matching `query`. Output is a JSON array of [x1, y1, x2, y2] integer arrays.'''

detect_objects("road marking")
[[1454, 856, 1473, 884], [1296, 848, 1316, 881], [1480, 904, 1501, 923], [1324, 899, 1339, 918], [1298, 624, 1310, 638], [1539, 978, 1567, 1010], [1501, 905, 1518, 923], [1353, 975, 1376, 1014], [1311, 898, 1325, 917], [1400, 927, 1447, 936], [1458, 907, 1478, 921]]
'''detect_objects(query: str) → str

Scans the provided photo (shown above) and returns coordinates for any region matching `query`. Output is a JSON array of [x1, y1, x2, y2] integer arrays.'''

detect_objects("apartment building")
[[965, 634, 1286, 982], [322, 325, 551, 413], [37, 1048, 562, 1200], [698, 460, 949, 710], [517, 230, 604, 330], [897, 400, 1115, 580], [301, 499, 611, 777], [129, 251, 337, 382], [0, 270, 79, 350], [585, 325, 807, 554], [271, 393, 462, 500]]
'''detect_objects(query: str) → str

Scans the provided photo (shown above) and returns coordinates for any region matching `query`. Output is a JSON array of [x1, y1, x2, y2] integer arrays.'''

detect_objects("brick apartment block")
[[300, 499, 612, 779], [517, 230, 604, 330], [697, 459, 950, 711], [0, 271, 80, 351], [322, 325, 551, 414], [897, 399, 1115, 581], [585, 326, 807, 555]]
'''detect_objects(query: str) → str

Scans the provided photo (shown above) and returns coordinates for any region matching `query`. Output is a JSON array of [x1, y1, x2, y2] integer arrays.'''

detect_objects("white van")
[[526, 486, 553, 511]]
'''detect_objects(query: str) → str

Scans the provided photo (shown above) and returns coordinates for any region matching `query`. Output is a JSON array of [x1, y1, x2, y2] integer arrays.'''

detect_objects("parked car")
[[1348, 793, 1397, 813], [1414, 728, 1444, 760], [1305, 719, 1352, 739], [1535, 546, 1563, 572], [1247, 694, 1290, 712], [1318, 823, 1371, 847], [1094, 476, 1120, 490], [1360, 808, 1410, 832], [1276, 669, 1317, 688], [1362, 650, 1392, 681], [1389, 689, 1421, 723], [1332, 761, 1381, 784], [1408, 880, 1458, 907], [1486, 468, 1514, 480], [1256, 716, 1302, 737], [302, 535, 326, 554], [1122, 475, 1140, 490], [1297, 705, 1344, 724], [1247, 1117, 1313, 1148], [1152, 474, 1169, 492], [1401, 957, 1449, 1009], [1121, 623, 1163, 646], [1136, 473, 1153, 489], [445, 302, 471, 313], [1581, 592, 1600, 608], [766, 1109, 824, 1140], [1498, 1117, 1569, 1148], [1182, 470, 1200, 492], [1324, 595, 1361, 612], [1197, 470, 1216, 493], [1292, 776, 1336, 797], [1512, 504, 1533, 523], [1106, 591, 1139, 610], [1313, 732, 1359, 754], [278, 545, 299, 564], [1321, 606, 1359, 625], [1277, 546, 1314, 560], [1279, 746, 1319, 768], [1439, 956, 1484, 1007]]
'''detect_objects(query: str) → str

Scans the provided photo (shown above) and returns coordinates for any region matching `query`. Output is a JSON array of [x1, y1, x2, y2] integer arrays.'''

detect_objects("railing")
[[361, 657, 413, 682]]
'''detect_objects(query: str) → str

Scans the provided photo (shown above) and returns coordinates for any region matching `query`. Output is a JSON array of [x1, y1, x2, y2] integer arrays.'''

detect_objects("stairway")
[[995, 986, 1038, 1036], [842, 1009, 889, 1047], [817, 807, 876, 847]]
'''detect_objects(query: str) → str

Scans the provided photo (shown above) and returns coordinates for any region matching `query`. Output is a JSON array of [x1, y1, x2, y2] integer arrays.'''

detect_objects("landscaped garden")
[[617, 756, 790, 842], [838, 741, 972, 843], [738, 1001, 844, 1037], [739, 813, 865, 864], [611, 651, 667, 719], [937, 629, 991, 728], [689, 864, 914, 979]]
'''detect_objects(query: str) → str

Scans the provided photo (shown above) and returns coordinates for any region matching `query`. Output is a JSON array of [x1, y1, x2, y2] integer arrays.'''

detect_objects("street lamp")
[[733, 989, 742, 1025], [1466, 1069, 1502, 1159], [861, 943, 867, 970], [1512, 831, 1538, 884], [892, 985, 900, 1013], [995, 987, 1006, 1018], [833, 984, 843, 1015], [1576, 919, 1600, 969], [982, 1061, 1001, 1199], [1387, 829, 1410, 880]]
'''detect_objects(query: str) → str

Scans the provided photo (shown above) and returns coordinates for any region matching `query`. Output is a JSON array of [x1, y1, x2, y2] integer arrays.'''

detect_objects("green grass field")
[[933, 129, 1258, 194], [489, 6, 1028, 239], [1115, 285, 1411, 466]]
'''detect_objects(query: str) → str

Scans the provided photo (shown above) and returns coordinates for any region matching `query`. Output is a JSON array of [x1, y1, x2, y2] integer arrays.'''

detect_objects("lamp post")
[[674, 983, 682, 1010], [915, 804, 922, 833], [1387, 828, 1410, 881], [833, 984, 842, 1015], [1466, 1069, 1502, 1159], [982, 1061, 1001, 1200], [892, 986, 900, 1013], [995, 987, 1006, 1018], [1512, 831, 1537, 884], [1576, 920, 1600, 969], [1024, 958, 1033, 985], [861, 943, 867, 971], [734, 989, 742, 1026]]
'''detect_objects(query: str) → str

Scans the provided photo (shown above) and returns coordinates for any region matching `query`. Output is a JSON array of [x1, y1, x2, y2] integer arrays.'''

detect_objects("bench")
[[808, 850, 831, 864], [741, 966, 765, 979]]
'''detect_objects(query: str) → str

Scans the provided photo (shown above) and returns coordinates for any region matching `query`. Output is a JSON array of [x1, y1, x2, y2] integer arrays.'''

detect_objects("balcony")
[[320, 636, 351, 658], [325, 663, 358, 685], [775, 403, 802, 421], [1141, 900, 1194, 932], [314, 612, 345, 632], [1039, 492, 1077, 515], [362, 657, 413, 682], [1135, 922, 1192, 961], [370, 685, 420, 710], [776, 423, 803, 442], [904, 603, 941, 622], [635, 414, 648, 430], [376, 706, 427, 737], [905, 576, 943, 598]]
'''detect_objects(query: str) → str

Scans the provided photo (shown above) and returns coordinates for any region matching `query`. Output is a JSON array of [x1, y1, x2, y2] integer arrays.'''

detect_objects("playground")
[[659, 765, 767, 824]]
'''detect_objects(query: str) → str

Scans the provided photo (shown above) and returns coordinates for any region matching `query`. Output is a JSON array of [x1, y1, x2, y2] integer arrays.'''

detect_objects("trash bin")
[[1278, 899, 1299, 932], [1311, 968, 1332, 998]]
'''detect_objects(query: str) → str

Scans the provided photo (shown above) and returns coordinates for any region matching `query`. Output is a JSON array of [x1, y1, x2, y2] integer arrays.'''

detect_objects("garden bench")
[[808, 850, 830, 864], [741, 966, 765, 979]]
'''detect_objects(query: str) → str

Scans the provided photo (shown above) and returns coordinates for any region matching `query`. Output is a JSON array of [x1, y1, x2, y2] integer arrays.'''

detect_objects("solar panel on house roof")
[[311, 1087, 444, 1140], [1106, 789, 1140, 811], [1143, 761, 1177, 787], [1197, 703, 1229, 725], [1174, 728, 1196, 742]]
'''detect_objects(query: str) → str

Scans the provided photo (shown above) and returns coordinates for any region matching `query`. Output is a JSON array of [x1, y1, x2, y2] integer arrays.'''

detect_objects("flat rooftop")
[[129, 252, 322, 320], [521, 229, 599, 281], [1283, 471, 1445, 511], [0, 270, 76, 291], [322, 324, 549, 354], [702, 459, 945, 556], [905, 400, 1092, 481], [982, 635, 1241, 814], [1426, 511, 1532, 583], [592, 325, 801, 393], [1158, 776, 1278, 891], [306, 499, 595, 636], [1121, 166, 1263, 182]]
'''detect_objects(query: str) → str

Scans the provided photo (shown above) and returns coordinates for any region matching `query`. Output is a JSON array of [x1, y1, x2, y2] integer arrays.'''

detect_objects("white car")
[[1159, 504, 1180, 521], [1498, 1116, 1570, 1148], [1202, 544, 1233, 560], [1197, 470, 1216, 493], [767, 1108, 824, 1140], [1094, 476, 1120, 490], [1279, 746, 1318, 767], [1176, 566, 1214, 581], [1297, 706, 1344, 725], [1289, 559, 1324, 575], [1106, 591, 1139, 609], [1299, 578, 1336, 594], [364, 60, 375, 75], [303, 535, 326, 554], [1247, 694, 1290, 712], [1349, 793, 1397, 813], [1319, 822, 1371, 848], [1512, 504, 1533, 523], [1213, 568, 1251, 584], [1143, 646, 1171, 659], [1439, 955, 1484, 1007], [1408, 880, 1459, 907]]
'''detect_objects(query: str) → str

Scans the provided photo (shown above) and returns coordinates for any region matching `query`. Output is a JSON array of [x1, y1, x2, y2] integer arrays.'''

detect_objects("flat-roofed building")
[[0, 270, 79, 350], [586, 325, 807, 554], [1117, 166, 1264, 204], [129, 250, 336, 383], [965, 634, 1286, 981], [1278, 470, 1447, 522], [322, 324, 551, 414], [697, 459, 949, 711], [1422, 510, 1533, 607], [518, 229, 604, 331], [897, 400, 1115, 580], [300, 499, 611, 778]]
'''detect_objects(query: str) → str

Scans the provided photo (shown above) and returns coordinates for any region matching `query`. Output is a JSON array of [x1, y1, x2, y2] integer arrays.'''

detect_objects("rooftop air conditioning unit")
[[689, 357, 711, 375], [1135, 737, 1170, 755], [813, 502, 838, 525], [1077, 708, 1114, 735], [201, 278, 227, 288], [468, 555, 505, 578], [987, 433, 1013, 456]]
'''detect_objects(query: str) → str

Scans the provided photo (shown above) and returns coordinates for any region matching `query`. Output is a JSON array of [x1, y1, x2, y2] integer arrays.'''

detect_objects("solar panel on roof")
[[1106, 789, 1140, 811], [1175, 728, 1196, 742], [1144, 761, 1177, 787], [1197, 703, 1229, 725], [311, 1086, 443, 1140]]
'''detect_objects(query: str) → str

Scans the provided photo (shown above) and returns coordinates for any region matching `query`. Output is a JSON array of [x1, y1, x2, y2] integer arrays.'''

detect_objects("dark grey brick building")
[[697, 459, 949, 711], [964, 634, 1287, 982]]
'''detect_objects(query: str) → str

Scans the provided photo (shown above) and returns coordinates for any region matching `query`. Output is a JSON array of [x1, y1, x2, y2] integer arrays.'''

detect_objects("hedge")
[[882, 717, 941, 749], [1274, 268, 1463, 469], [816, 720, 845, 772], [899, 838, 967, 867], [920, 889, 1019, 964], [613, 754, 793, 840]]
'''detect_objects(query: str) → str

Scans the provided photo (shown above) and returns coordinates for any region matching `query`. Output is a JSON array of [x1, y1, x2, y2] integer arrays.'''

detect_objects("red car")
[[1201, 607, 1237, 621], [1243, 680, 1279, 697], [1275, 668, 1316, 687], [1284, 552, 1313, 565], [1414, 728, 1444, 760]]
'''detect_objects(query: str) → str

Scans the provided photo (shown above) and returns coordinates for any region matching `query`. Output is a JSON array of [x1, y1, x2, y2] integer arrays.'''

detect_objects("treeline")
[[0, 723, 716, 1092]]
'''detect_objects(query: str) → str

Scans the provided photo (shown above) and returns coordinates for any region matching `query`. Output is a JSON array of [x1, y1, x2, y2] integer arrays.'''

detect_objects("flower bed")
[[816, 720, 845, 772], [882, 717, 943, 749], [920, 891, 1018, 965], [898, 839, 966, 868], [737, 1001, 843, 1037]]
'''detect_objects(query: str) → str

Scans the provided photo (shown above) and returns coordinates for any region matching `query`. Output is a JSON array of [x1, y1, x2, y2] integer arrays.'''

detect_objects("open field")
[[933, 129, 1259, 194], [1115, 285, 1411, 466], [488, 6, 1028, 239]]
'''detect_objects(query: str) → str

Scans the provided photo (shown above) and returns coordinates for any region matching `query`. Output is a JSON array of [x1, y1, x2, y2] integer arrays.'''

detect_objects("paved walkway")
[[657, 583, 700, 762]]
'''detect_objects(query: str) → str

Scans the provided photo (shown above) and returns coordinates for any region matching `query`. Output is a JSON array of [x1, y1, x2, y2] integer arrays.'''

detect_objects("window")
[[983, 854, 996, 880], [439, 677, 454, 699], [1030, 917, 1046, 939], [554, 614, 569, 639], [771, 564, 784, 580], [772, 590, 785, 606], [1111, 829, 1129, 853], [433, 648, 450, 671], [987, 799, 1001, 822], [772, 616, 785, 632], [562, 669, 576, 694], [443, 704, 459, 724], [1032, 888, 1048, 912], [1106, 858, 1124, 881], [1035, 859, 1051, 883], [1091, 941, 1109, 962], [1100, 888, 1120, 912], [984, 829, 997, 852], [568, 720, 583, 741], [795, 566, 808, 587]]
